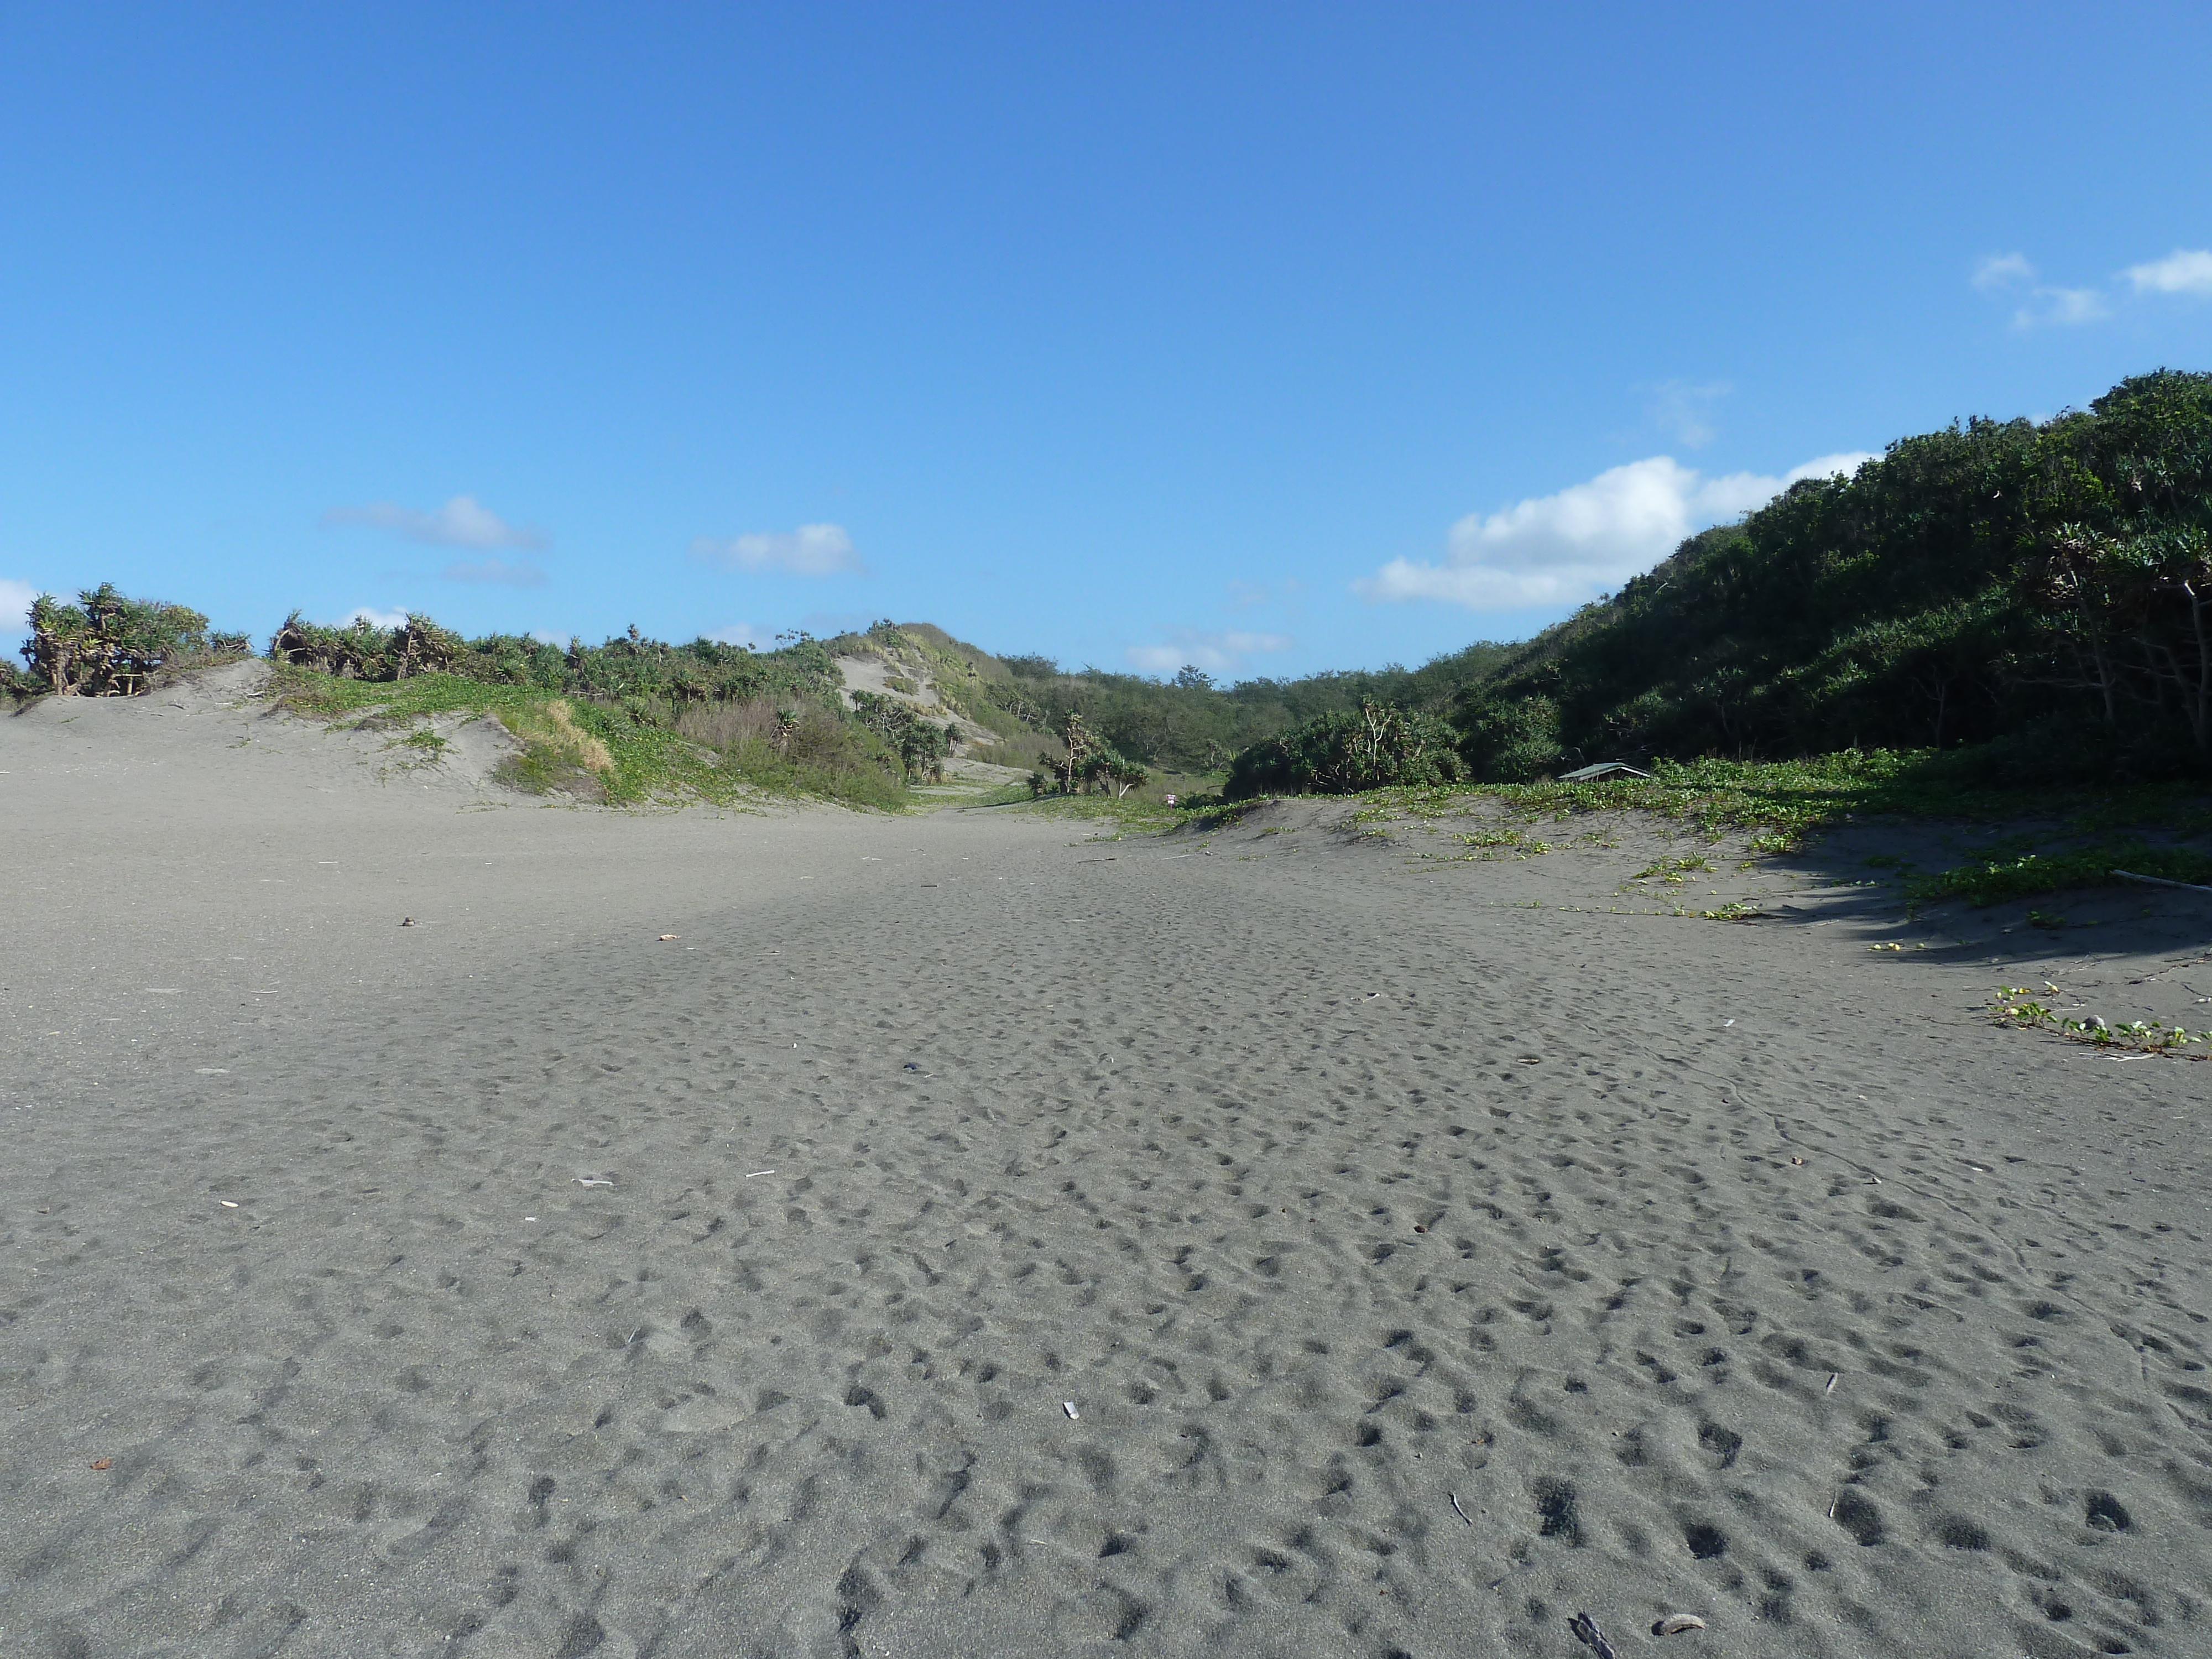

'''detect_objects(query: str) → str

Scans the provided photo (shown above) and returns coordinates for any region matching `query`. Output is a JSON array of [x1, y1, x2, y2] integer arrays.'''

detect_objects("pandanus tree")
[[20, 584, 212, 696]]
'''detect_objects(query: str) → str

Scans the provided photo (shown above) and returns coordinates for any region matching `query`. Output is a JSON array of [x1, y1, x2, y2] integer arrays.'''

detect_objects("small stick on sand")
[[1449, 1491, 1472, 1525], [2114, 869, 2212, 896], [745, 1170, 775, 1177], [1825, 1373, 1838, 1392], [1569, 1612, 1619, 1659]]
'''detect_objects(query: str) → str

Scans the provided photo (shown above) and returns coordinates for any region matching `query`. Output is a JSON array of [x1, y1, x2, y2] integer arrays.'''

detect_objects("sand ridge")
[[4, 685, 2211, 1657]]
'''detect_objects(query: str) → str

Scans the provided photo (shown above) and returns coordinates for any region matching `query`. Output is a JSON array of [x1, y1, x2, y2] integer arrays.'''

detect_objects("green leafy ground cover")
[[271, 666, 907, 809], [994, 750, 2210, 910], [1989, 984, 2212, 1057], [1903, 842, 2212, 911]]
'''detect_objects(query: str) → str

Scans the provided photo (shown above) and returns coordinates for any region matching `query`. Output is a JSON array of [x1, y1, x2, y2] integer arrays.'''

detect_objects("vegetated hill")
[[821, 618, 1512, 776], [1454, 369, 2212, 783]]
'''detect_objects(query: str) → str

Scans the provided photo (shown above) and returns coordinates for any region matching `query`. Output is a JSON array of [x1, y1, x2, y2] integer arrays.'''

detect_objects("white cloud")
[[1227, 576, 1305, 611], [2013, 286, 2109, 328], [1, 577, 40, 636], [1357, 451, 1875, 612], [2, 577, 41, 660], [2125, 248, 2212, 296], [441, 556, 547, 587], [530, 628, 570, 646], [1647, 380, 1729, 448], [322, 494, 548, 550], [340, 607, 410, 630], [705, 623, 768, 648], [1126, 628, 1293, 676], [1969, 254, 2113, 326], [691, 524, 864, 577]]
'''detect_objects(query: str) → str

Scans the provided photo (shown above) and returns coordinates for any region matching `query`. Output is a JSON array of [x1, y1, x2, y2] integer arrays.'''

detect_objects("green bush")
[[1454, 691, 1565, 781], [270, 611, 464, 680], [849, 688, 959, 782], [1225, 701, 1466, 798], [19, 583, 214, 696], [1024, 711, 1149, 797]]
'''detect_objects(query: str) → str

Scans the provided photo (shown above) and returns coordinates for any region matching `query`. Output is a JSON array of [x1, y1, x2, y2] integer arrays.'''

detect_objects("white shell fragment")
[[1062, 1401, 1079, 1420], [1657, 1614, 1708, 1635]]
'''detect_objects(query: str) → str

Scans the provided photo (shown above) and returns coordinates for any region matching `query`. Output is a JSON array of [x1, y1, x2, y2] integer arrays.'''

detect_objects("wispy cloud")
[[322, 494, 549, 551], [530, 628, 570, 646], [1357, 452, 1873, 612], [1227, 576, 1305, 611], [338, 606, 410, 630], [1126, 628, 1293, 676], [691, 524, 864, 576], [1646, 380, 1729, 449], [2014, 286, 2109, 328], [2126, 248, 2212, 297], [1969, 252, 2110, 327], [441, 556, 547, 587], [705, 622, 769, 648]]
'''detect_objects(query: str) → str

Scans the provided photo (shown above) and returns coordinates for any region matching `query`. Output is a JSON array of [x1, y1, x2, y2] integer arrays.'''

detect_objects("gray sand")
[[5, 669, 2211, 1658]]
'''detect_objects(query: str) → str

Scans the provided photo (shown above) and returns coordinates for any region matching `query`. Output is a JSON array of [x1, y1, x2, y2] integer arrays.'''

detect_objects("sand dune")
[[4, 676, 2211, 1657]]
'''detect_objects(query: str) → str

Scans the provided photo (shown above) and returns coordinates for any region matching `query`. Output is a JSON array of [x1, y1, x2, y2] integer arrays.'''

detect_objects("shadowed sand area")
[[6, 672, 2212, 1658]]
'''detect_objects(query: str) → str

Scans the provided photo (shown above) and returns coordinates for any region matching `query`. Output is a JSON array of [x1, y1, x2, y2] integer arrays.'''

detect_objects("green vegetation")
[[270, 658, 905, 810], [271, 612, 843, 709], [980, 639, 1511, 775], [1225, 700, 1465, 797], [1338, 750, 1963, 842], [1453, 371, 2212, 782], [1903, 842, 2212, 912], [13, 582, 249, 697], [894, 373, 2212, 809], [20, 370, 2212, 834], [848, 689, 958, 782], [260, 611, 914, 806], [1989, 984, 2211, 1057], [1025, 711, 1149, 798]]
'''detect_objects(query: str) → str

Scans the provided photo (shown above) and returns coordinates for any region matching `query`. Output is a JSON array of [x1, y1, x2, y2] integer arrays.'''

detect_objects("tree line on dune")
[[996, 371, 2212, 795], [8, 369, 2209, 796], [1446, 369, 2212, 789]]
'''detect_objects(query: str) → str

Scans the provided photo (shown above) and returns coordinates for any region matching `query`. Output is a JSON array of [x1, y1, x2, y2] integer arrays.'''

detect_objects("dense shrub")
[[1224, 701, 1465, 798], [849, 688, 958, 781], [1027, 711, 1148, 797], [271, 611, 464, 680], [18, 583, 219, 696], [270, 614, 844, 708], [982, 640, 1512, 775], [1454, 692, 1566, 781]]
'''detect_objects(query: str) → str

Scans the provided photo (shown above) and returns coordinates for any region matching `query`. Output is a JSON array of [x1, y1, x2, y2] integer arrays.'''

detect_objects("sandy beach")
[[5, 669, 2211, 1659]]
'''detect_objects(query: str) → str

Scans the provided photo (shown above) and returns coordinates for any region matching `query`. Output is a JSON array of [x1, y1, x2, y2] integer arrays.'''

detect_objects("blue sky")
[[5, 3, 2210, 679]]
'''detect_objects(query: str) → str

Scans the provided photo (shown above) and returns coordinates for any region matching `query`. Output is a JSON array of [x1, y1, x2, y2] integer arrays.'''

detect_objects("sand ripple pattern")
[[6, 833, 2211, 1657]]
